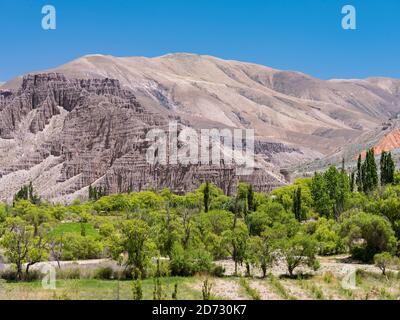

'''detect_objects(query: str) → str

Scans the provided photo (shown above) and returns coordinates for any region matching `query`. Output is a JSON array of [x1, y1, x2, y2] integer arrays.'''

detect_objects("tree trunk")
[[234, 261, 238, 276], [261, 265, 267, 278], [288, 266, 294, 278], [246, 263, 250, 277], [16, 263, 23, 281]]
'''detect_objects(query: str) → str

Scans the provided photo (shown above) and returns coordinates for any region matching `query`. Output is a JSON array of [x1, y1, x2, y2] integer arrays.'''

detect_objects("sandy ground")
[[214, 255, 390, 278]]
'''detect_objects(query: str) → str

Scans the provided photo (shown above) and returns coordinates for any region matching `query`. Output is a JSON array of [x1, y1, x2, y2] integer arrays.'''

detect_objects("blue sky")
[[0, 0, 399, 81]]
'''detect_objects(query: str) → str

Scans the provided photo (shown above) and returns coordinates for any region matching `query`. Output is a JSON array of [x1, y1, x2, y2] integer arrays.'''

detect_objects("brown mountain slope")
[[6, 53, 399, 155], [0, 73, 286, 202], [1, 54, 400, 201], [52, 54, 400, 153]]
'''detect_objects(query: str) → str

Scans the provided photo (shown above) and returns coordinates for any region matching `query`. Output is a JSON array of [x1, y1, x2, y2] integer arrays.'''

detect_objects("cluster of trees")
[[355, 148, 395, 192], [0, 155, 399, 282], [88, 185, 106, 201], [310, 166, 349, 219], [13, 182, 40, 205], [380, 151, 396, 186]]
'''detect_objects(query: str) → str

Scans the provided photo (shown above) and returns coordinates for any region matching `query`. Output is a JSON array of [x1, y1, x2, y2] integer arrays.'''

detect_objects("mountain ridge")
[[1, 53, 400, 201]]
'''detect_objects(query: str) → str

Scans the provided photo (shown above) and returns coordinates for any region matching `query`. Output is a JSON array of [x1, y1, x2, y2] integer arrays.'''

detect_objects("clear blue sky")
[[1, 0, 399, 81]]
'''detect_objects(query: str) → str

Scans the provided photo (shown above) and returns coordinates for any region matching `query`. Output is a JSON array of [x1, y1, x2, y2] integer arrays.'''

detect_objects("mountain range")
[[1, 53, 399, 202]]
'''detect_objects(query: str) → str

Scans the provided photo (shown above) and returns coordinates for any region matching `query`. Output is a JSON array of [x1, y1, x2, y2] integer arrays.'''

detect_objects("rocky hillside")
[[1, 53, 400, 201], [0, 73, 286, 202], [5, 53, 400, 155]]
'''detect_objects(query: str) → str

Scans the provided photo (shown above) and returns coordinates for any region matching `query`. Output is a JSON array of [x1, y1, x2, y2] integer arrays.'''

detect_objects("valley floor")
[[0, 256, 398, 300]]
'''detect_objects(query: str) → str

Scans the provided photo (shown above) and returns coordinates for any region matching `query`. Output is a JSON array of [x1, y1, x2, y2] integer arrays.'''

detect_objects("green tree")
[[363, 149, 378, 193], [319, 166, 350, 219], [313, 218, 344, 255], [14, 182, 40, 205], [248, 228, 278, 278], [157, 209, 183, 257], [340, 212, 397, 262], [223, 220, 249, 275], [61, 233, 103, 260], [12, 200, 51, 236], [356, 154, 363, 191], [349, 171, 355, 193], [132, 279, 143, 300], [380, 151, 395, 186], [89, 185, 106, 201], [0, 217, 49, 280], [203, 181, 210, 213], [111, 219, 157, 277], [311, 172, 332, 218], [386, 152, 396, 184], [278, 233, 319, 277], [293, 187, 303, 221], [374, 252, 396, 276], [247, 184, 256, 212], [246, 210, 272, 236]]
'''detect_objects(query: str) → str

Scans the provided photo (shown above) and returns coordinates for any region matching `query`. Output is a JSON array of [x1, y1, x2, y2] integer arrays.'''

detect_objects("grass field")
[[50, 223, 100, 238], [0, 277, 203, 300]]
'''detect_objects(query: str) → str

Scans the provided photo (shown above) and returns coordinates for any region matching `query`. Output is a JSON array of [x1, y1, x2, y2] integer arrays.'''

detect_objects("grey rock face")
[[0, 73, 285, 202]]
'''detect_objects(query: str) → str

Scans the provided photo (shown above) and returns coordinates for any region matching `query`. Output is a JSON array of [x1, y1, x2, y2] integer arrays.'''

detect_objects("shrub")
[[24, 270, 42, 282], [132, 280, 143, 300], [57, 268, 81, 280], [61, 234, 103, 260], [313, 218, 345, 255], [202, 278, 213, 300], [148, 259, 170, 278], [374, 252, 397, 275], [211, 265, 225, 277], [0, 269, 18, 281], [94, 266, 114, 280], [322, 271, 335, 284], [169, 245, 194, 276], [0, 269, 42, 282], [169, 245, 213, 276], [239, 278, 261, 300], [340, 212, 397, 262], [278, 233, 319, 277]]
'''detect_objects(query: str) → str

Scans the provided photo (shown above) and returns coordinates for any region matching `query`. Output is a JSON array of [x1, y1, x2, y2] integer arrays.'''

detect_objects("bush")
[[313, 218, 345, 255], [169, 245, 194, 276], [57, 268, 81, 280], [340, 212, 397, 262], [239, 278, 260, 300], [148, 259, 170, 278], [374, 252, 398, 275], [94, 266, 114, 280], [169, 245, 213, 276], [210, 265, 225, 277], [61, 234, 103, 260], [0, 269, 18, 281], [191, 249, 213, 274], [0, 269, 42, 282]]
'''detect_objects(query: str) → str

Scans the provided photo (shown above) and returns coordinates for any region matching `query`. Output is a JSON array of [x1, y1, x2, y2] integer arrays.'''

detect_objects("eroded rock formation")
[[0, 73, 286, 202]]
